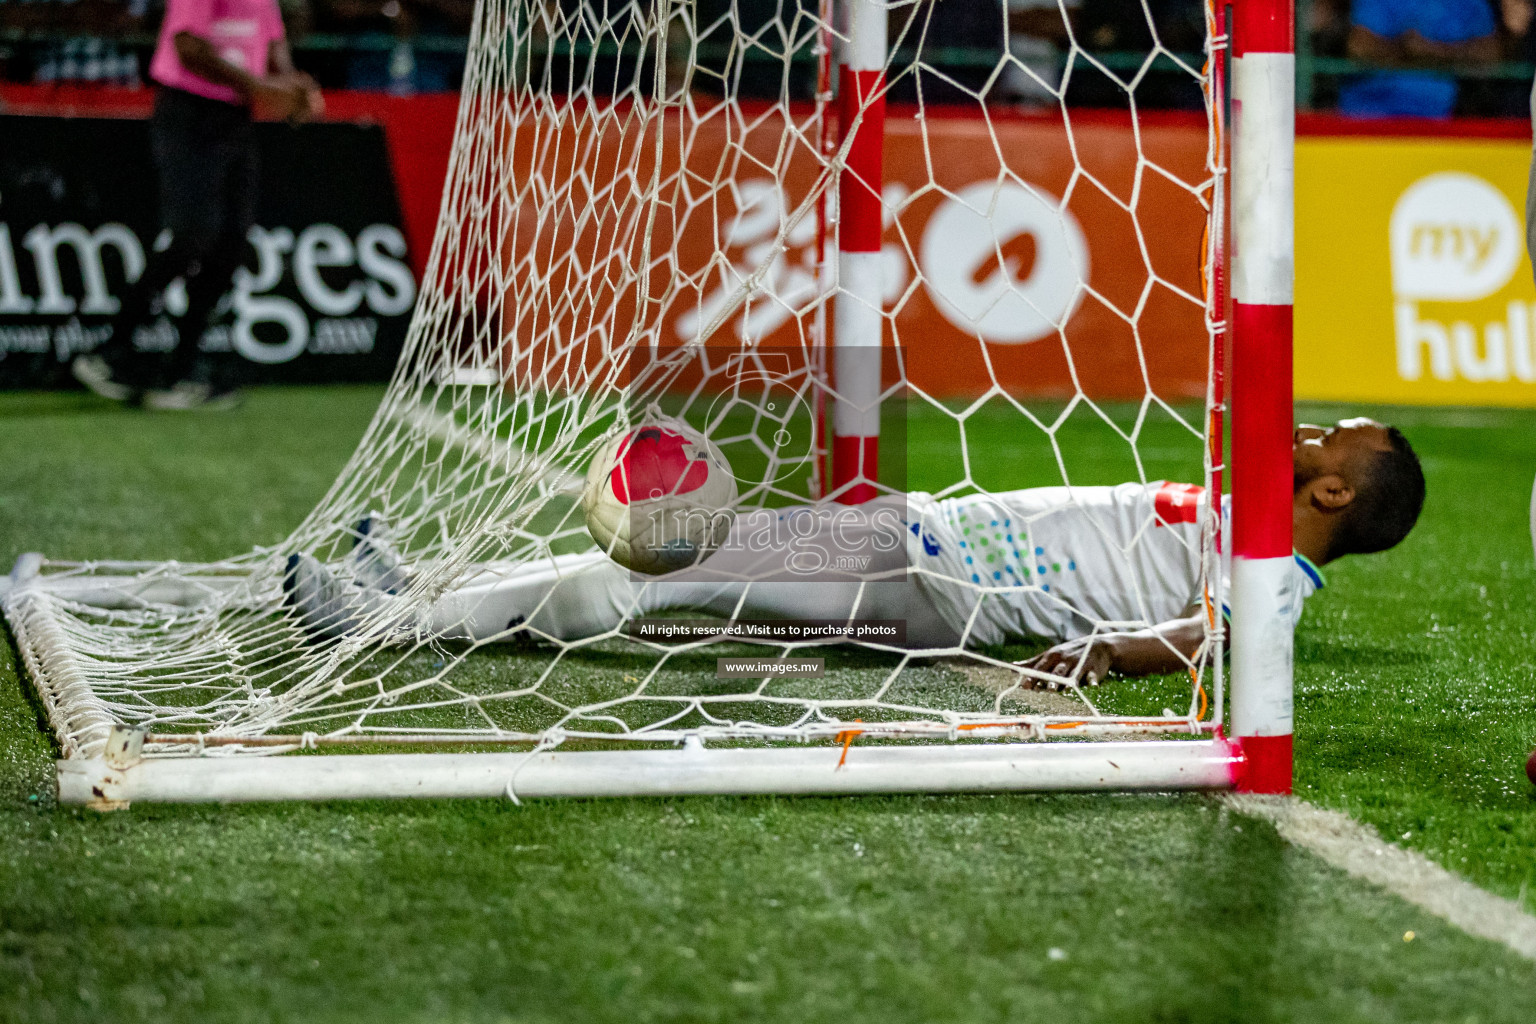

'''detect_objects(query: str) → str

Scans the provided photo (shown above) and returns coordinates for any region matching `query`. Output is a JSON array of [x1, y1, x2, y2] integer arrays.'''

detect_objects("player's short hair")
[[1330, 426, 1425, 560]]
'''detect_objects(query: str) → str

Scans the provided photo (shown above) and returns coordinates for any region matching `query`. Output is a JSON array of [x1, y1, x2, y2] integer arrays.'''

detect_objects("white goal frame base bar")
[[57, 739, 1242, 807]]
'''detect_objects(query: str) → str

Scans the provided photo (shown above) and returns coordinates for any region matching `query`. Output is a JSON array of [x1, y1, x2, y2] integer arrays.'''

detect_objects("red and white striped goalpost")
[[829, 0, 886, 505], [823, 0, 1299, 792], [1230, 0, 1296, 794]]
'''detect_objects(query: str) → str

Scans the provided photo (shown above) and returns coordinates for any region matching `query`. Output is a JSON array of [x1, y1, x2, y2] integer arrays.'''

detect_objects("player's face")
[[1292, 417, 1392, 486]]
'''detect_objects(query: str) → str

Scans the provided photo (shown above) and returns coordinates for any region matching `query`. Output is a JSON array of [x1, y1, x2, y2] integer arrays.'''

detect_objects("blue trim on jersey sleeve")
[[1293, 552, 1325, 589]]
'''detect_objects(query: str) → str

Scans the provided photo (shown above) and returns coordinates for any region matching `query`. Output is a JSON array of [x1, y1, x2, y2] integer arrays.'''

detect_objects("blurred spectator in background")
[[885, 0, 1002, 107], [1341, 0, 1499, 117], [1463, 0, 1533, 115], [1308, 0, 1351, 57], [1064, 0, 1206, 109], [1, 0, 146, 85], [321, 0, 470, 93], [1001, 0, 1078, 109], [73, 0, 321, 409], [1502, 0, 1534, 55]]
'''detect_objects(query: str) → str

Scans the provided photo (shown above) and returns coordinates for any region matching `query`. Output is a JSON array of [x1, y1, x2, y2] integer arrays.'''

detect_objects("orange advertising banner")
[[884, 111, 1211, 401], [498, 105, 1213, 401]]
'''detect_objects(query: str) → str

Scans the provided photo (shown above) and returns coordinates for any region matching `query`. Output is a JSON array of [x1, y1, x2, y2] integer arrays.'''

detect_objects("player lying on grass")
[[284, 418, 1424, 686]]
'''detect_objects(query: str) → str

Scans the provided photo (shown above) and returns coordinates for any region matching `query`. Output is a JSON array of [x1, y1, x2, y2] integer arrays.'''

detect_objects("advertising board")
[[0, 115, 415, 388], [1295, 131, 1536, 407], [496, 106, 1212, 403]]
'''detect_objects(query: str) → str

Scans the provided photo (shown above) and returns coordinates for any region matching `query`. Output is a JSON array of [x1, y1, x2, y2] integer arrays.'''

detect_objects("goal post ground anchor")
[[56, 739, 1245, 806]]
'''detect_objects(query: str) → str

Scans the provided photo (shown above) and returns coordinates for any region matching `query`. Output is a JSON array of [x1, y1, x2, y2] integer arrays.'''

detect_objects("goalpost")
[[4, 0, 1296, 806]]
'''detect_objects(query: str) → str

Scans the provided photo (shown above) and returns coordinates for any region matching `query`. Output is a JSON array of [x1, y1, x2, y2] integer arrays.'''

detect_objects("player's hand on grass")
[[1016, 636, 1115, 689], [1017, 613, 1206, 685]]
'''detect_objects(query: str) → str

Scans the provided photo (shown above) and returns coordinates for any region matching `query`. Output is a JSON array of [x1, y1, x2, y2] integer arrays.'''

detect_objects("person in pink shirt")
[[73, 0, 322, 410]]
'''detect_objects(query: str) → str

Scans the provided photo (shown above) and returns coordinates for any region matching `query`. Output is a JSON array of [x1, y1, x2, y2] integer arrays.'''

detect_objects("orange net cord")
[[835, 721, 864, 767]]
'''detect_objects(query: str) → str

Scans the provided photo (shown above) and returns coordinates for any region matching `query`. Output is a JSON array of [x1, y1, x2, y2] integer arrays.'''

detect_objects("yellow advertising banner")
[[1297, 136, 1536, 407]]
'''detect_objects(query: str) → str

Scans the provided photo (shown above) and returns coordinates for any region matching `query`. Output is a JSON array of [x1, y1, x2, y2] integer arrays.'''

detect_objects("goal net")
[[5, 0, 1280, 805]]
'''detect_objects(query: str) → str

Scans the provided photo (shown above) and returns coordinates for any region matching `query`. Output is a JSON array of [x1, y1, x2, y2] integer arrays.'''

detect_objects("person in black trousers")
[[73, 0, 321, 410]]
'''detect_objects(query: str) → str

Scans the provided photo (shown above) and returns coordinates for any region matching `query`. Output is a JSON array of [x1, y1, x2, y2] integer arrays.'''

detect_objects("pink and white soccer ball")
[[582, 423, 738, 574]]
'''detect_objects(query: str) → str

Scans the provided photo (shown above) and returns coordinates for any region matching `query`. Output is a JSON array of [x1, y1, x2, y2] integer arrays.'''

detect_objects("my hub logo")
[[1391, 172, 1533, 383]]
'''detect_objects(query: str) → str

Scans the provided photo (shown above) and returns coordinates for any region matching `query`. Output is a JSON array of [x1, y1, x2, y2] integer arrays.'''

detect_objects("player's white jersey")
[[904, 483, 1324, 646]]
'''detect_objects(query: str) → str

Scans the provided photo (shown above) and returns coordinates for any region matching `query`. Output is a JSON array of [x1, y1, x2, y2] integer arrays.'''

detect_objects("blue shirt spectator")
[[1340, 0, 1498, 117]]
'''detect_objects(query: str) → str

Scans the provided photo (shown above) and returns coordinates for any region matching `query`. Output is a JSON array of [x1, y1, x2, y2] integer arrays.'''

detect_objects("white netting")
[[6, 0, 1228, 762]]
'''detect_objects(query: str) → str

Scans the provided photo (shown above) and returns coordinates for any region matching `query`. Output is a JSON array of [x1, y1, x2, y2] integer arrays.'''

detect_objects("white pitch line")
[[387, 403, 584, 493], [1226, 795, 1536, 961]]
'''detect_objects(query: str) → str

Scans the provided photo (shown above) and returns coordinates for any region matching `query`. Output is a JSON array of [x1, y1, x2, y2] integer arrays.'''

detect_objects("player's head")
[[1292, 418, 1425, 562]]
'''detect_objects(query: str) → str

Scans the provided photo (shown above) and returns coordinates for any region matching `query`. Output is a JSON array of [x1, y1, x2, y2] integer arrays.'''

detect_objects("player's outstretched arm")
[[1015, 611, 1205, 688]]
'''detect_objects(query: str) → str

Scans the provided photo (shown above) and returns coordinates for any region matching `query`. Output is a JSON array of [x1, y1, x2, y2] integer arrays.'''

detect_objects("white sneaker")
[[71, 354, 137, 402], [143, 381, 243, 412], [349, 514, 414, 594], [282, 553, 407, 642]]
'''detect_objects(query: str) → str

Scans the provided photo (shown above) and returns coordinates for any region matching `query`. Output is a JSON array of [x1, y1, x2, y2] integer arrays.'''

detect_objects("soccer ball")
[[582, 423, 738, 574]]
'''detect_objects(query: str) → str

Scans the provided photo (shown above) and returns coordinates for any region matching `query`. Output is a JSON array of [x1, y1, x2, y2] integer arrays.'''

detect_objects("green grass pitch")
[[3, 386, 1536, 1022]]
